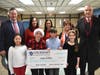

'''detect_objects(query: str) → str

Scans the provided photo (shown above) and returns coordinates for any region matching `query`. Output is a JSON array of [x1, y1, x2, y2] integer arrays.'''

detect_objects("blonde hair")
[[68, 30, 79, 52], [68, 30, 76, 36]]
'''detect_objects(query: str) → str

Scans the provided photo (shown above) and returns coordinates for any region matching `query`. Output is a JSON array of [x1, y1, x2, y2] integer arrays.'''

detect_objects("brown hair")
[[63, 19, 71, 27]]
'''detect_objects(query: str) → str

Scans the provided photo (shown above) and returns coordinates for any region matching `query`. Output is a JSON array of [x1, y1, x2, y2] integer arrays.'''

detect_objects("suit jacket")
[[0, 20, 25, 53], [77, 16, 100, 61]]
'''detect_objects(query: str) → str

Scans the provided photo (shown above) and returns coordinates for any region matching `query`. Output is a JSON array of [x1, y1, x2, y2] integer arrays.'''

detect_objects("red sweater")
[[25, 28, 34, 46], [43, 31, 51, 41]]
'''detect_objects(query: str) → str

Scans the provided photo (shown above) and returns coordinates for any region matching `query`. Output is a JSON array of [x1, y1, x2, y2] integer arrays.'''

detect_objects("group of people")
[[0, 5, 100, 75]]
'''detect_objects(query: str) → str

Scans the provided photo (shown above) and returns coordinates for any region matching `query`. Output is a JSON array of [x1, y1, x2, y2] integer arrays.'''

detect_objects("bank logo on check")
[[29, 51, 33, 56]]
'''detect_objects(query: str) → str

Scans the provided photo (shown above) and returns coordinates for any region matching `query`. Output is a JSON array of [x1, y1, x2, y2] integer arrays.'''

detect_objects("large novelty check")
[[27, 50, 68, 69]]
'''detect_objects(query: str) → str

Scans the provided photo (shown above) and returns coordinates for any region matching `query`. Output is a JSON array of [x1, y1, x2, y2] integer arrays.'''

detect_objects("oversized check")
[[27, 50, 68, 69]]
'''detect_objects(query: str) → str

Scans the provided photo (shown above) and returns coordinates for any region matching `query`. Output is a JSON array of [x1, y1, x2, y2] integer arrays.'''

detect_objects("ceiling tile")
[[0, 0, 100, 14]]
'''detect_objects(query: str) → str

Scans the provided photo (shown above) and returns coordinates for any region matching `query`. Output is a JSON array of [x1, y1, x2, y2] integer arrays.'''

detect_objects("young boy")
[[46, 27, 62, 75], [27, 28, 46, 75]]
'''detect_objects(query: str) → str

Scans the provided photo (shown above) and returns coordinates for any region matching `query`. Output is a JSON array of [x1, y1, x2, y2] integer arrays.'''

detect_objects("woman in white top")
[[8, 34, 27, 75]]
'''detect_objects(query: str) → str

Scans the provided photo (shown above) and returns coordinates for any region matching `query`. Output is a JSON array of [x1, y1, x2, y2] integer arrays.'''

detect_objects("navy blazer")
[[0, 20, 25, 53]]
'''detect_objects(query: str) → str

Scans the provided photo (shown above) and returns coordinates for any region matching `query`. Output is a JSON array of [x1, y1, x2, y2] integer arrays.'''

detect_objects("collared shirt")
[[46, 38, 61, 50], [85, 17, 91, 23], [11, 20, 20, 33]]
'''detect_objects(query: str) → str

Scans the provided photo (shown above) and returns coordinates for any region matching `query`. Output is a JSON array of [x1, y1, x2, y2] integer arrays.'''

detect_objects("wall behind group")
[[21, 14, 80, 34]]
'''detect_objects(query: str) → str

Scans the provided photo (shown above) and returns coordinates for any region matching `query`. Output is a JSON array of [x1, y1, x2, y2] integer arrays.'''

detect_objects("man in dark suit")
[[0, 7, 25, 75], [77, 5, 100, 75]]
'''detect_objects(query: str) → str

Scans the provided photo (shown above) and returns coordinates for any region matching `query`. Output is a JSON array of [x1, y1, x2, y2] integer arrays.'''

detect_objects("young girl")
[[25, 17, 39, 47], [8, 34, 27, 75], [63, 30, 80, 75]]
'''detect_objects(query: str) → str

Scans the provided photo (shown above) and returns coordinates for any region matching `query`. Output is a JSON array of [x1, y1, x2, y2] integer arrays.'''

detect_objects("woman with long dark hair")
[[25, 17, 39, 47], [44, 19, 53, 40]]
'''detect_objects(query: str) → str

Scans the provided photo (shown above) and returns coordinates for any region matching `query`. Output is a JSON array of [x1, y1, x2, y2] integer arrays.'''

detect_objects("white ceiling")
[[0, 0, 100, 14]]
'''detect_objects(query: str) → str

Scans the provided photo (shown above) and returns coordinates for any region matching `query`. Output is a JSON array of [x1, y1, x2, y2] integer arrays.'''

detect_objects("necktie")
[[85, 18, 91, 36], [13, 21, 19, 33]]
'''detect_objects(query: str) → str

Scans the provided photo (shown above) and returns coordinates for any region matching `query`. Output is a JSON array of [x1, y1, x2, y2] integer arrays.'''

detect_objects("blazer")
[[77, 16, 100, 65], [0, 20, 25, 53]]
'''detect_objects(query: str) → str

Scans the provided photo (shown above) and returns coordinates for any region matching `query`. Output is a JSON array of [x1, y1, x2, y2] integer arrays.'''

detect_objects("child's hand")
[[66, 63, 68, 68], [58, 47, 62, 50], [47, 48, 51, 50], [76, 64, 79, 69], [28, 48, 32, 50]]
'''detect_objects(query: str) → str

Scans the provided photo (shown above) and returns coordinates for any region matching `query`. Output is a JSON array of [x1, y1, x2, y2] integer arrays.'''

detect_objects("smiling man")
[[77, 5, 100, 75], [0, 7, 25, 75]]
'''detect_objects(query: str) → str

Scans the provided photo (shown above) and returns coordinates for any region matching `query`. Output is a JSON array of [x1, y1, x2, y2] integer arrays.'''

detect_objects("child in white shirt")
[[8, 34, 27, 75]]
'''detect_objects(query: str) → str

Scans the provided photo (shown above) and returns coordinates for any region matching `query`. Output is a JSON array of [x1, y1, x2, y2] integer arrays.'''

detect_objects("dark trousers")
[[80, 58, 94, 75], [45, 68, 59, 75], [31, 69, 44, 75], [64, 65, 76, 75], [45, 69, 50, 75]]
